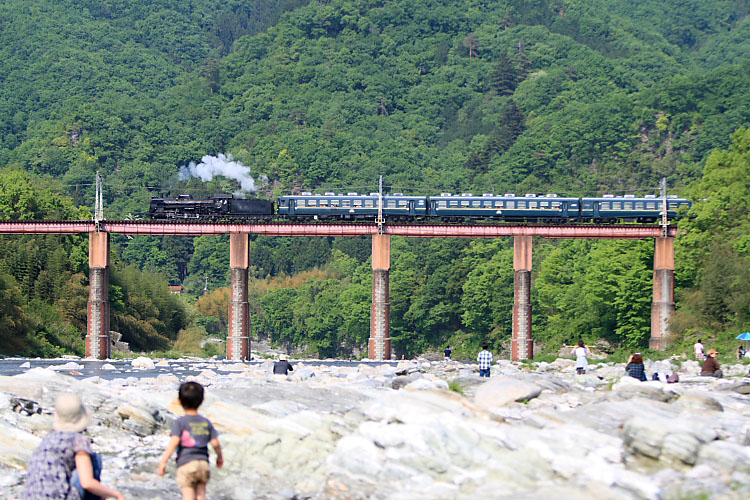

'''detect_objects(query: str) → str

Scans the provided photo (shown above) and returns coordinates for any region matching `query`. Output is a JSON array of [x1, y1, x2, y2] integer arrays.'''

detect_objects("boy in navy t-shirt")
[[157, 381, 223, 500]]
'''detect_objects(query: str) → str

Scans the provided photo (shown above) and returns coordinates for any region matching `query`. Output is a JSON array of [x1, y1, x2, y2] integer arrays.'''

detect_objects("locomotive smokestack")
[[178, 153, 258, 194]]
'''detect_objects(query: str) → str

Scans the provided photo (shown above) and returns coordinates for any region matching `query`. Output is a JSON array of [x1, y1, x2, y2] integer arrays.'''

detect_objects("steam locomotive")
[[148, 192, 691, 223], [148, 194, 273, 220]]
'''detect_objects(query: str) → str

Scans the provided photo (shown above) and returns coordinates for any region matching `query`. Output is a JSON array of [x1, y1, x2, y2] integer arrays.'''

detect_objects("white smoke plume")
[[178, 153, 257, 193]]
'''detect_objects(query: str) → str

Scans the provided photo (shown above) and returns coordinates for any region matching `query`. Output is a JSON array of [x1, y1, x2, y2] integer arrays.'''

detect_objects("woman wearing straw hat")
[[23, 393, 125, 499]]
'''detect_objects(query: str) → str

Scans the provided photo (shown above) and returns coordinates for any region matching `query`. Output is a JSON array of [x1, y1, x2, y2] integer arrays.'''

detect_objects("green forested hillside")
[[1, 0, 749, 358]]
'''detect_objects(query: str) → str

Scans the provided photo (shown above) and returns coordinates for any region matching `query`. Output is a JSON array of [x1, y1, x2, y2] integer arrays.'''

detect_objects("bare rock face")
[[473, 375, 542, 408], [2, 357, 750, 500]]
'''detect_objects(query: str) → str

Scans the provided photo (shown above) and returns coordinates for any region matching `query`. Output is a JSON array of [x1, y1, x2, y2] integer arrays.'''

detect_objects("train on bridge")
[[148, 192, 691, 223]]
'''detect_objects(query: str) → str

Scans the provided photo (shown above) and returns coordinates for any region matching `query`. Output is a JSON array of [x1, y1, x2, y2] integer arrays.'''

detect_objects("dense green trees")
[[1, 0, 750, 357], [673, 128, 750, 344]]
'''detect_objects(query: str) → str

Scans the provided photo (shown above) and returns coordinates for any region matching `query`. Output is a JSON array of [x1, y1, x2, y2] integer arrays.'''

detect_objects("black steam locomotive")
[[148, 194, 273, 220]]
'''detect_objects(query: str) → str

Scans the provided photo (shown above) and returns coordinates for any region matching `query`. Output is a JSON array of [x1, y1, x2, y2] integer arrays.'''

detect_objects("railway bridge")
[[0, 220, 679, 361]]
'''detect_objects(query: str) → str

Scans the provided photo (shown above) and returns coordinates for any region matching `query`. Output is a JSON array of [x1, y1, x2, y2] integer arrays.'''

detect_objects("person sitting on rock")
[[24, 393, 126, 500], [273, 357, 294, 375], [625, 353, 648, 381], [701, 349, 723, 378]]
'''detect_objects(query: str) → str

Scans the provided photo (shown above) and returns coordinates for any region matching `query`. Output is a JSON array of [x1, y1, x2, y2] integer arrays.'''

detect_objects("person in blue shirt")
[[625, 353, 648, 381]]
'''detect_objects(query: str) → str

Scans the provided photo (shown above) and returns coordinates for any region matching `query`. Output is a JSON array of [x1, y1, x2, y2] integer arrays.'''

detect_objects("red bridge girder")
[[0, 220, 678, 238]]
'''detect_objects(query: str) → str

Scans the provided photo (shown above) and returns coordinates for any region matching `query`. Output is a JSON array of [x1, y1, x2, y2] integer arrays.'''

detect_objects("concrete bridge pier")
[[512, 236, 533, 361], [87, 232, 111, 359], [227, 233, 251, 361], [369, 234, 391, 360], [650, 236, 675, 350]]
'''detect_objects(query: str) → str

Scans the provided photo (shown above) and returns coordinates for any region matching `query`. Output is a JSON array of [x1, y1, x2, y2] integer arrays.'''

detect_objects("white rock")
[[473, 376, 542, 409], [0, 393, 11, 411], [405, 378, 449, 391], [131, 357, 155, 370], [51, 361, 82, 371]]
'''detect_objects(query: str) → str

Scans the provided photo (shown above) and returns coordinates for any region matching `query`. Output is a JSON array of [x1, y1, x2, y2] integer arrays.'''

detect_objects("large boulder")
[[131, 357, 155, 370], [671, 390, 723, 412], [696, 440, 750, 472], [0, 421, 41, 469], [611, 379, 677, 403], [473, 376, 542, 409], [623, 416, 718, 465]]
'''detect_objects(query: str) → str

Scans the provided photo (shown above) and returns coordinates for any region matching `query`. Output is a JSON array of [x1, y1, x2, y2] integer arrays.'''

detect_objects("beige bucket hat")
[[53, 393, 91, 432]]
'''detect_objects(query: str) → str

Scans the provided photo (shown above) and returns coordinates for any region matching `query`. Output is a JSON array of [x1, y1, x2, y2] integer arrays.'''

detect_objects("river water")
[[0, 357, 401, 380]]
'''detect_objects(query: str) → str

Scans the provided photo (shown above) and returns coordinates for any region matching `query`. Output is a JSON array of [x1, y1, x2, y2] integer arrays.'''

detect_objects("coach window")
[[540, 201, 549, 209], [398, 200, 407, 207], [450, 201, 458, 207], [365, 200, 374, 208], [342, 200, 351, 207], [635, 202, 644, 209], [517, 201, 526, 209], [472, 200, 481, 207], [551, 202, 560, 209], [529, 201, 538, 208], [461, 200, 470, 207], [353, 199, 362, 207], [387, 200, 396, 208], [331, 199, 340, 207], [506, 201, 514, 209], [438, 200, 447, 208], [669, 202, 678, 209], [646, 202, 656, 209], [320, 199, 328, 206], [623, 202, 633, 210], [613, 202, 621, 210]]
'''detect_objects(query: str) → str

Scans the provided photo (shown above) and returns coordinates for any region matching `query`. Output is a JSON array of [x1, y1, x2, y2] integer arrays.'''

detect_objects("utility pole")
[[94, 171, 105, 231], [660, 177, 669, 236], [377, 176, 385, 234], [203, 275, 209, 293]]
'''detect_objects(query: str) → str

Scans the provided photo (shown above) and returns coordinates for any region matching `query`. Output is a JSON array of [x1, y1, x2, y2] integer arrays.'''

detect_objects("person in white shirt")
[[694, 339, 705, 360], [571, 339, 589, 375]]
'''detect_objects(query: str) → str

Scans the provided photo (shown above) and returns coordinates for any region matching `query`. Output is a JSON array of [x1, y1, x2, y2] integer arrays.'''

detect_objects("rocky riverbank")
[[2, 356, 750, 499]]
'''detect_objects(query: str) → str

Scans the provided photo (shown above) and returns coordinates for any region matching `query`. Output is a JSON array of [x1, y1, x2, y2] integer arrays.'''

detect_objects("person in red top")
[[701, 349, 723, 378]]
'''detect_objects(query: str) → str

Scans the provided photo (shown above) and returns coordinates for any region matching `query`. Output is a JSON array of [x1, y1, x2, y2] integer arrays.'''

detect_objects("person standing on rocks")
[[23, 393, 126, 500], [477, 342, 493, 378], [625, 353, 648, 381], [273, 357, 294, 375], [444, 346, 452, 361], [571, 339, 589, 375], [157, 381, 223, 500], [694, 339, 705, 360], [700, 349, 723, 378]]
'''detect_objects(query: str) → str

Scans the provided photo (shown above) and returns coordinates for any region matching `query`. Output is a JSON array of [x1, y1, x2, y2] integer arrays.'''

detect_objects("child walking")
[[157, 382, 223, 500]]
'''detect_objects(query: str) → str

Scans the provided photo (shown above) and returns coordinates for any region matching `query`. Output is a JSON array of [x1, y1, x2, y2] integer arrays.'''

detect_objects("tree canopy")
[[1, 0, 749, 357]]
